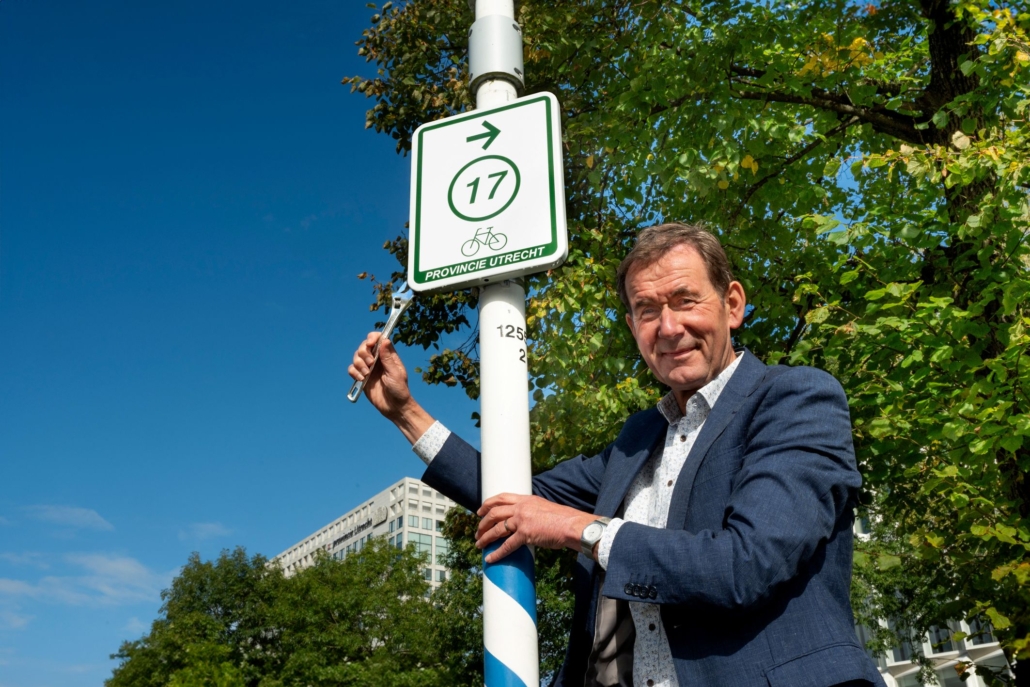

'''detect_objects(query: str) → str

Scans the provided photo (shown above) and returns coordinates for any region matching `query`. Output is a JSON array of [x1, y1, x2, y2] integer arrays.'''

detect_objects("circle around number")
[[447, 155, 521, 222]]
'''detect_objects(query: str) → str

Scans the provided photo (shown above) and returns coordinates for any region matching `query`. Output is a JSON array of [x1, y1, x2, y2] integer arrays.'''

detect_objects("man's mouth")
[[661, 347, 696, 359]]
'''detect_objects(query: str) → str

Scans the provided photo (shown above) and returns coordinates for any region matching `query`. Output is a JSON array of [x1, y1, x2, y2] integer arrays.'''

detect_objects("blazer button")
[[624, 584, 634, 596], [649, 587, 658, 599]]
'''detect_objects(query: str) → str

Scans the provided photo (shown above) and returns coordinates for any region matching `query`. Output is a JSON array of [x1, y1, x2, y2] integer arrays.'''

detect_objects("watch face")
[[584, 523, 603, 540]]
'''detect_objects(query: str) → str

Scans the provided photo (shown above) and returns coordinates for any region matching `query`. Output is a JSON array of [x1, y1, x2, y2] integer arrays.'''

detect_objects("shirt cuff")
[[411, 421, 451, 465], [595, 518, 625, 570]]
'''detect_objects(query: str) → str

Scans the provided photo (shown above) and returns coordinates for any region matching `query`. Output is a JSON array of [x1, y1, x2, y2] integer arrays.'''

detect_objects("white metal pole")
[[471, 2, 539, 686]]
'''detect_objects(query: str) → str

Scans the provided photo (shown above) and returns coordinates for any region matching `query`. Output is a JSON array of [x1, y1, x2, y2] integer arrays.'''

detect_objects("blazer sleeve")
[[421, 432, 613, 514], [601, 367, 861, 610]]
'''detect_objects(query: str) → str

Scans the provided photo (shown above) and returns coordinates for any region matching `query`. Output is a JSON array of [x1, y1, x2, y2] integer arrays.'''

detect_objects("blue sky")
[[0, 2, 480, 684]]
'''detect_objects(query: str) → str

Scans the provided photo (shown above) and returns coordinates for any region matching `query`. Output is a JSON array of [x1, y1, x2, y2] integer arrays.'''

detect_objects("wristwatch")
[[579, 517, 612, 557]]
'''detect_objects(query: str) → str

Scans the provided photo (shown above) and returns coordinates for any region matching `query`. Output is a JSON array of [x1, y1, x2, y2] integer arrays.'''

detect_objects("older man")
[[349, 223, 884, 687]]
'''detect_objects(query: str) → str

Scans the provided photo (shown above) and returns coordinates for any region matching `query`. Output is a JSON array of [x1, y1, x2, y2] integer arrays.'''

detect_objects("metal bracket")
[[468, 15, 525, 93]]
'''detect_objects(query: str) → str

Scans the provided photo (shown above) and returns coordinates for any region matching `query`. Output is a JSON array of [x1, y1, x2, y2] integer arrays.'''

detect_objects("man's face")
[[624, 244, 746, 405]]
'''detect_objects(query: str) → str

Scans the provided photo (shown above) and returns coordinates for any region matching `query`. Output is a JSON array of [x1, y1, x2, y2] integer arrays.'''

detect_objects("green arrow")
[[466, 121, 501, 149]]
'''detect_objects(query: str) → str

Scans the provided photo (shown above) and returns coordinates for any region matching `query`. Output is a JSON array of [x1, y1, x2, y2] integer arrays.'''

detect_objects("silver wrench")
[[347, 280, 415, 403]]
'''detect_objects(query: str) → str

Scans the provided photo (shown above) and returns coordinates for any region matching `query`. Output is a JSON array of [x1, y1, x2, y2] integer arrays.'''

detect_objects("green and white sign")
[[408, 92, 567, 292]]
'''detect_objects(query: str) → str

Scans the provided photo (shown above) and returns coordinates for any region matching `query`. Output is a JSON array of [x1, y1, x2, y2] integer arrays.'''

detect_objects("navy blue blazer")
[[422, 351, 886, 686]]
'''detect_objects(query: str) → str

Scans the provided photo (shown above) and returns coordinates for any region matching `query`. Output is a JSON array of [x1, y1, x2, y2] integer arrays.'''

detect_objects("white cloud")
[[0, 609, 32, 630], [122, 616, 149, 635], [178, 522, 231, 541], [59, 663, 106, 674], [0, 552, 48, 569], [0, 554, 172, 607], [0, 580, 37, 596], [23, 506, 113, 531]]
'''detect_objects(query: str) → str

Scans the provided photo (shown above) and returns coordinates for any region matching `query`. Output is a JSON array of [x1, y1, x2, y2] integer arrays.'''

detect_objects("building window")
[[435, 538, 449, 565], [389, 519, 395, 533], [423, 568, 433, 581], [423, 517, 433, 530], [423, 489, 432, 497], [436, 519, 445, 532], [409, 514, 420, 528], [928, 624, 955, 654], [967, 617, 995, 646], [887, 620, 915, 663], [409, 485, 418, 493], [437, 569, 447, 582], [412, 533, 433, 557], [934, 668, 964, 687], [393, 533, 403, 549], [395, 516, 403, 530]]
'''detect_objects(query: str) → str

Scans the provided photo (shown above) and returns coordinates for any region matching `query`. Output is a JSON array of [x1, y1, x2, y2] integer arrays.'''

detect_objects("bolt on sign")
[[407, 92, 568, 292]]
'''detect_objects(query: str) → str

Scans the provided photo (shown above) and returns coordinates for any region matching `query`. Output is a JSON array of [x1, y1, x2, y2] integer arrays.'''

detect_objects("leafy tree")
[[347, 0, 1030, 680], [107, 542, 451, 686]]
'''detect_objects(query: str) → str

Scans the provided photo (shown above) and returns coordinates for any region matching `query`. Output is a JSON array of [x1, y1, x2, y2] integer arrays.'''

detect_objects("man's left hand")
[[476, 493, 598, 564]]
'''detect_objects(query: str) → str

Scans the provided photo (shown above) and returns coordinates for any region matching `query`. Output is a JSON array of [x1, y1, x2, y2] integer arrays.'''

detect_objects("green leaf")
[[969, 437, 991, 455], [985, 607, 1011, 630], [1000, 435, 1024, 452], [877, 554, 902, 571], [865, 288, 886, 301], [806, 306, 831, 324]]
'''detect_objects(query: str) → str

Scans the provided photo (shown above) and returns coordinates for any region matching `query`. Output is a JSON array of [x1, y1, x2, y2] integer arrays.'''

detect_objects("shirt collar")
[[656, 351, 743, 425]]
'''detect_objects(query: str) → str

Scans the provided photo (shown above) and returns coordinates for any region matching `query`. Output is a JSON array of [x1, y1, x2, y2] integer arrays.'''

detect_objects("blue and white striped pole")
[[479, 282, 538, 687], [472, 2, 538, 683]]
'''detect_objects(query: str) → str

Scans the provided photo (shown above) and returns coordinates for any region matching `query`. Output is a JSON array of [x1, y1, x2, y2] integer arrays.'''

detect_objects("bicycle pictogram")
[[461, 226, 508, 257]]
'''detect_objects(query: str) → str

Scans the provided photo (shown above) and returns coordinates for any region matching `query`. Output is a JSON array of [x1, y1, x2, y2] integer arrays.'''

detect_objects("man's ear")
[[726, 281, 747, 329], [625, 312, 636, 338]]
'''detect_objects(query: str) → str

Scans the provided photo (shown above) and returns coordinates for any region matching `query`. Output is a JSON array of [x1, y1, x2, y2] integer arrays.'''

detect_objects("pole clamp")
[[468, 15, 525, 93]]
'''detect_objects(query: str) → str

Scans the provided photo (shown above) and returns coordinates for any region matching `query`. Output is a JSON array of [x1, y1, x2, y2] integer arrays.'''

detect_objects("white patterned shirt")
[[412, 352, 742, 687]]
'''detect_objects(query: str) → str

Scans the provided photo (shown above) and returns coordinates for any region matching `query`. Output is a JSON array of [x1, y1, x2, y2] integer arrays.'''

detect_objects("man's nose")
[[658, 306, 682, 338]]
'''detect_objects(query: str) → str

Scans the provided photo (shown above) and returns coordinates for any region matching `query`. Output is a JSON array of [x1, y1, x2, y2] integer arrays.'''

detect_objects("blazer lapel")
[[594, 408, 666, 518], [666, 350, 767, 528]]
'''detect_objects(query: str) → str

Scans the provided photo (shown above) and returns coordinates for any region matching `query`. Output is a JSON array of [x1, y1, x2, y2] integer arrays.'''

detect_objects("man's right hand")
[[348, 332, 435, 445]]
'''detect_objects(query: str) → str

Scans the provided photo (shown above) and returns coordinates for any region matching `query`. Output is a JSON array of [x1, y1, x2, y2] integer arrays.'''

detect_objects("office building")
[[273, 477, 458, 590], [853, 520, 1013, 685]]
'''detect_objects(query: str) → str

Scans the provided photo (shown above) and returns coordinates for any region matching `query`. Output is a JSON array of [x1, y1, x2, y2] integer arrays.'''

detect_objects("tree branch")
[[728, 116, 859, 224], [731, 88, 931, 145]]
